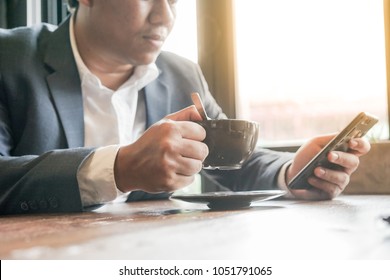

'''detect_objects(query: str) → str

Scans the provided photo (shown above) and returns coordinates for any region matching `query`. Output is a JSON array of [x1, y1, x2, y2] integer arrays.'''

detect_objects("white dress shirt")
[[69, 16, 159, 207]]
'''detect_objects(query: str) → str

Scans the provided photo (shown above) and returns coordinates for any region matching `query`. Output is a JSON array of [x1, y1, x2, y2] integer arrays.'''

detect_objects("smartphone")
[[288, 112, 379, 190]]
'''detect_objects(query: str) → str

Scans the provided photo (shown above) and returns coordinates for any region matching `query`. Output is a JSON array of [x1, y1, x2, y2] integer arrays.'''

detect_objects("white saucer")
[[170, 190, 286, 210]]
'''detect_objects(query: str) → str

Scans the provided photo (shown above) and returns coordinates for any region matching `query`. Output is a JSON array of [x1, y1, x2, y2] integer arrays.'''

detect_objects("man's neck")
[[83, 62, 135, 91], [72, 15, 134, 91]]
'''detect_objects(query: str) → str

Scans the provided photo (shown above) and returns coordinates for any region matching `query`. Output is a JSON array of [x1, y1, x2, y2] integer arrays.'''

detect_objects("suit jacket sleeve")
[[0, 149, 95, 214], [202, 148, 294, 191]]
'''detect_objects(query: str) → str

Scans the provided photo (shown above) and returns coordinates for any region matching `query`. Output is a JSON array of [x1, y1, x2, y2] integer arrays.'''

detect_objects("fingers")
[[179, 138, 209, 161], [175, 156, 204, 176], [294, 153, 355, 200], [348, 138, 371, 156], [290, 167, 347, 200], [155, 121, 208, 167], [290, 136, 371, 201], [298, 147, 362, 199], [159, 106, 207, 141], [313, 166, 349, 188], [327, 151, 359, 175], [174, 138, 209, 175], [309, 167, 348, 198], [115, 117, 209, 193], [174, 120, 206, 141], [167, 125, 208, 176]]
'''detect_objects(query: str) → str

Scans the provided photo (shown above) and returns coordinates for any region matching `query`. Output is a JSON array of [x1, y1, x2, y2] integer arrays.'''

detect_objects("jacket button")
[[49, 197, 59, 208], [20, 201, 29, 211]]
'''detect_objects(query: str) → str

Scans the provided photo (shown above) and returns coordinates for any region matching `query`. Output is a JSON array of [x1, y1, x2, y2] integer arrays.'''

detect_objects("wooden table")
[[1, 195, 389, 260]]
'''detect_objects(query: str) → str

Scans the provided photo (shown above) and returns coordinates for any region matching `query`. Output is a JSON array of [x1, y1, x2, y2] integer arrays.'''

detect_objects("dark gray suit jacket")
[[0, 18, 293, 215]]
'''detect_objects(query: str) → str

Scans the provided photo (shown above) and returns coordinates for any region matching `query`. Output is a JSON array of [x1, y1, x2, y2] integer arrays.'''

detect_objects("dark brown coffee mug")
[[197, 119, 259, 170]]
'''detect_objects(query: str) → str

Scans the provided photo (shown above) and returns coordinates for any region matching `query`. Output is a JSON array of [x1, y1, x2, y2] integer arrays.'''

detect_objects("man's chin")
[[132, 52, 161, 66]]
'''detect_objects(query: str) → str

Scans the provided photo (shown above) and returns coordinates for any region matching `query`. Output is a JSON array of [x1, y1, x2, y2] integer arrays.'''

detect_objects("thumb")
[[165, 105, 203, 122]]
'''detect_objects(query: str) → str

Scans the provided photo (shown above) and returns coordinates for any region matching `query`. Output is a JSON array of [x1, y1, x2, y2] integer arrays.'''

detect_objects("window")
[[163, 0, 198, 63], [234, 0, 388, 146], [27, 0, 41, 26]]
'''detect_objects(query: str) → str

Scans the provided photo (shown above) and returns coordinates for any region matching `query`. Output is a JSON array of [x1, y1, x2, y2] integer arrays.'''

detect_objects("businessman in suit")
[[0, 0, 370, 215]]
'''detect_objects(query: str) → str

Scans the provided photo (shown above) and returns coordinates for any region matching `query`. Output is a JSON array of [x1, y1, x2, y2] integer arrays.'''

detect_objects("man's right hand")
[[114, 105, 209, 193]]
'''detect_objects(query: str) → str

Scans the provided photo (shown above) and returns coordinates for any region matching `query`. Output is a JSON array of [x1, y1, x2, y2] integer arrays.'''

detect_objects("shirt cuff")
[[277, 160, 294, 198], [77, 145, 122, 207]]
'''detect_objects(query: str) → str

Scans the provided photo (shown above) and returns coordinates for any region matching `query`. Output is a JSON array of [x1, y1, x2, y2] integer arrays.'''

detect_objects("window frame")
[[41, 0, 69, 25], [196, 0, 237, 119], [384, 0, 390, 131]]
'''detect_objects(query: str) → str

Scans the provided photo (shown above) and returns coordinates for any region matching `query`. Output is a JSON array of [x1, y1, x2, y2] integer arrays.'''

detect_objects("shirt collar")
[[69, 14, 159, 92]]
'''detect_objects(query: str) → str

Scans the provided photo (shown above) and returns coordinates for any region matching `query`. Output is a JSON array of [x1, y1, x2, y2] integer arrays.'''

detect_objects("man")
[[0, 0, 370, 215]]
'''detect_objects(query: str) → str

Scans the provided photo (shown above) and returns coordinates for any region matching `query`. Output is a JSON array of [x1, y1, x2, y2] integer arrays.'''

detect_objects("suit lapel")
[[44, 18, 84, 148], [42, 18, 174, 146], [144, 73, 171, 128]]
